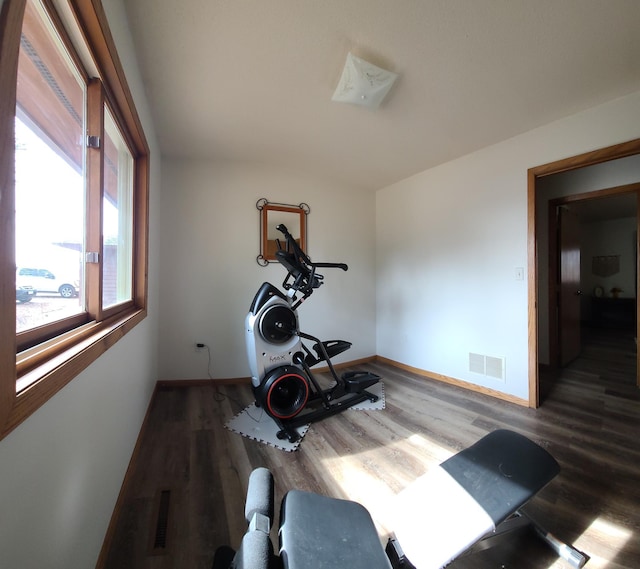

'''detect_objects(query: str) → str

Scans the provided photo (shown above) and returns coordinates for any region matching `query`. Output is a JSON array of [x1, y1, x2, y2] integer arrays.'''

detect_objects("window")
[[0, 0, 149, 439], [102, 105, 134, 309], [15, 0, 86, 332]]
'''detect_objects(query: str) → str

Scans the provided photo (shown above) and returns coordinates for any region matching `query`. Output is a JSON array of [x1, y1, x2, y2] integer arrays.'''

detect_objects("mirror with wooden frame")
[[257, 199, 309, 265]]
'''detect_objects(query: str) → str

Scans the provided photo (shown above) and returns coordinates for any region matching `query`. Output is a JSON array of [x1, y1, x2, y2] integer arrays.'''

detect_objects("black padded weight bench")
[[213, 430, 588, 569]]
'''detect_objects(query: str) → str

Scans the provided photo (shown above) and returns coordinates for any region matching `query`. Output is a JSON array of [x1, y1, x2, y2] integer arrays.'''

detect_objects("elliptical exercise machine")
[[245, 224, 381, 443]]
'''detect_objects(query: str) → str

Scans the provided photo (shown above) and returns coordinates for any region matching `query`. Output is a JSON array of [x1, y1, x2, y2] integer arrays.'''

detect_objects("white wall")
[[0, 1, 161, 568], [376, 91, 640, 401], [158, 161, 376, 380]]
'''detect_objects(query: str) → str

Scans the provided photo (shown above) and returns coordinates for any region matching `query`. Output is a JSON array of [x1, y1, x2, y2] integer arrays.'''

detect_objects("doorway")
[[543, 190, 638, 401], [528, 138, 640, 408]]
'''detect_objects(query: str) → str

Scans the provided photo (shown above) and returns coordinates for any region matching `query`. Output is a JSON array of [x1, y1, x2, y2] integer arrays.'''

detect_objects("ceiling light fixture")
[[332, 52, 398, 110]]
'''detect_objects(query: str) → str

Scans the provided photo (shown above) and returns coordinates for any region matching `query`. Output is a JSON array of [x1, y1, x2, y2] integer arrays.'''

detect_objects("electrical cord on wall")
[[199, 344, 259, 419], [198, 344, 224, 402], [199, 344, 213, 379]]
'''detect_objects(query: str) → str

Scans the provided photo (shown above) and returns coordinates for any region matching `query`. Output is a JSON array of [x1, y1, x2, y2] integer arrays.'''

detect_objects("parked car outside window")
[[16, 267, 80, 298], [16, 285, 35, 303]]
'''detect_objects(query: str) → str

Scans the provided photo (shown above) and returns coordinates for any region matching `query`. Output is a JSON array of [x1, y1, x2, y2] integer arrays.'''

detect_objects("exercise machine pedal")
[[303, 339, 352, 367], [342, 371, 381, 394]]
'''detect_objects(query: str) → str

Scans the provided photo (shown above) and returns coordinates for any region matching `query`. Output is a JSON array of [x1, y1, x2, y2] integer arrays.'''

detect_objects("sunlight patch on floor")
[[587, 516, 633, 545], [318, 432, 454, 536], [539, 515, 634, 569], [575, 516, 633, 568], [406, 432, 454, 462]]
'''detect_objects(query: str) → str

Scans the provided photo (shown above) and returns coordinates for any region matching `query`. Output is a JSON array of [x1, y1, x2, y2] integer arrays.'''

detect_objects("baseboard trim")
[[96, 385, 159, 569], [156, 356, 379, 387], [157, 377, 250, 388], [375, 355, 529, 407], [156, 355, 527, 407]]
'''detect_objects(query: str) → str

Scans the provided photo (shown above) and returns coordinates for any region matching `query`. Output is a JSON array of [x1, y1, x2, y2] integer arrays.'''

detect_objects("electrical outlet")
[[195, 342, 206, 351]]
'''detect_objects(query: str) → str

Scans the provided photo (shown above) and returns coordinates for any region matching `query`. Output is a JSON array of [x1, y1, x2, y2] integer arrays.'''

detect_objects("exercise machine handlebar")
[[276, 224, 348, 271], [274, 224, 347, 298]]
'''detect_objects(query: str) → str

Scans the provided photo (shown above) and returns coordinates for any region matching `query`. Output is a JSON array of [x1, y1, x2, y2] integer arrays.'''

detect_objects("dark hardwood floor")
[[100, 335, 640, 569]]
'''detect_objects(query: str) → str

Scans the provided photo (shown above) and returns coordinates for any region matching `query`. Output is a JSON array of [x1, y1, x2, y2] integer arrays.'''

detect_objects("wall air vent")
[[469, 353, 485, 375], [485, 355, 505, 380], [469, 353, 505, 381]]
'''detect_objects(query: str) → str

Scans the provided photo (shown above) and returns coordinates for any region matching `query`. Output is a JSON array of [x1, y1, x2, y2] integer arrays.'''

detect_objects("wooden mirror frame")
[[257, 199, 310, 265]]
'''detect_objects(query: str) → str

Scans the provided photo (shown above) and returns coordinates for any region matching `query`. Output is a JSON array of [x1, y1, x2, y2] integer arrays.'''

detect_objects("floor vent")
[[150, 489, 172, 554], [469, 353, 505, 381]]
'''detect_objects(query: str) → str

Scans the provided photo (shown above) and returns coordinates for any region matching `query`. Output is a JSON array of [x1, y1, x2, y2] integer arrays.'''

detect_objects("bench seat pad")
[[279, 490, 392, 569], [393, 429, 560, 568]]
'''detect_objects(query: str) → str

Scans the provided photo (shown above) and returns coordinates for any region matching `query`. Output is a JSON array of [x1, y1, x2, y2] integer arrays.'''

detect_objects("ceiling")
[[123, 0, 640, 191]]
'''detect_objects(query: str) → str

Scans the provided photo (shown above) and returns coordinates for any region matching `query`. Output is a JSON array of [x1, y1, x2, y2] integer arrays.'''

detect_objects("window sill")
[[2, 307, 146, 440]]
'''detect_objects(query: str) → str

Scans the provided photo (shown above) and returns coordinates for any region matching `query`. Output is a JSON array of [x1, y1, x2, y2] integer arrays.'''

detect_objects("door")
[[559, 206, 582, 365]]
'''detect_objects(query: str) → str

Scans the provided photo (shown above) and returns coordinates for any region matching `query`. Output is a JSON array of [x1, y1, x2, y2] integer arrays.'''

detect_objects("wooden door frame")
[[528, 138, 640, 407]]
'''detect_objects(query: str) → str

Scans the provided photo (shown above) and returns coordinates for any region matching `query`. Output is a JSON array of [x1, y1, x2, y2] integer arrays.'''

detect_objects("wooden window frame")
[[0, 0, 149, 440]]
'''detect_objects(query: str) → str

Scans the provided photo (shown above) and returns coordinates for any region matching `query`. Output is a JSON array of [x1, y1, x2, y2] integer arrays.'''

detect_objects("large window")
[[15, 0, 86, 333], [0, 0, 149, 439]]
